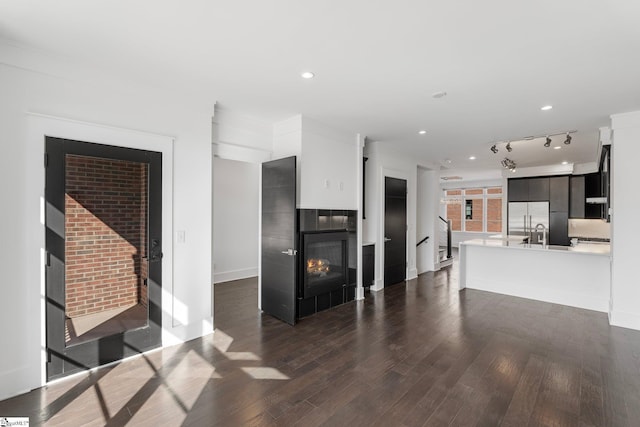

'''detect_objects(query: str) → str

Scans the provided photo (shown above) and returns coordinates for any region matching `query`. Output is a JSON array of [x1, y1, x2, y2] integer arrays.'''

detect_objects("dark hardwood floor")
[[3, 265, 640, 426]]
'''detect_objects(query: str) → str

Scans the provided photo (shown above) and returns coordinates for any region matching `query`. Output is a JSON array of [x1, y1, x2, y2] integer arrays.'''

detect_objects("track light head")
[[506, 142, 512, 152], [490, 144, 498, 154], [564, 133, 572, 145], [544, 136, 551, 147], [501, 157, 516, 171]]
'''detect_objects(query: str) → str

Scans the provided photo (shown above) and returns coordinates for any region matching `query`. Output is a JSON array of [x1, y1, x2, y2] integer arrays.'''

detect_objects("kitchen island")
[[459, 238, 611, 312]]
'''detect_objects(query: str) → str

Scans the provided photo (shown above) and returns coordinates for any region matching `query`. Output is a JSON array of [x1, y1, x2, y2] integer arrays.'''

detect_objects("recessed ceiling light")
[[432, 91, 447, 99], [469, 156, 476, 160], [554, 146, 562, 150], [541, 105, 553, 111], [418, 130, 427, 135], [301, 71, 315, 79], [562, 161, 568, 165]]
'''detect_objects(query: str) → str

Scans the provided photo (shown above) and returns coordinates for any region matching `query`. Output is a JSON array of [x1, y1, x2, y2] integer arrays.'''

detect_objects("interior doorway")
[[384, 176, 407, 286], [45, 137, 162, 381]]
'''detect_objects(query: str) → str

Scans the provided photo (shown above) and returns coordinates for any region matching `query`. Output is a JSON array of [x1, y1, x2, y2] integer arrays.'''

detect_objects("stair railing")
[[438, 216, 452, 259]]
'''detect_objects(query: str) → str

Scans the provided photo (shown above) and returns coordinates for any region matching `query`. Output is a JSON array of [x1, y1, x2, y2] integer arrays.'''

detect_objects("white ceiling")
[[2, 1, 639, 174]]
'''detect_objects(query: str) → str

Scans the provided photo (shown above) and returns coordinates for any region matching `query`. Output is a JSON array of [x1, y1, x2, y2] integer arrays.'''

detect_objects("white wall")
[[0, 44, 214, 399], [610, 111, 640, 330], [213, 157, 259, 283], [212, 107, 272, 164], [298, 117, 358, 210], [272, 115, 359, 210], [417, 167, 439, 273]]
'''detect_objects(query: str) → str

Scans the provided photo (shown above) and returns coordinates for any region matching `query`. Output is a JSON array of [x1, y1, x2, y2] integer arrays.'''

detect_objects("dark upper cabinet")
[[508, 177, 550, 202], [585, 173, 602, 198], [549, 176, 569, 212], [584, 172, 606, 219], [570, 176, 585, 218], [549, 211, 570, 246], [508, 179, 529, 202], [528, 177, 550, 201]]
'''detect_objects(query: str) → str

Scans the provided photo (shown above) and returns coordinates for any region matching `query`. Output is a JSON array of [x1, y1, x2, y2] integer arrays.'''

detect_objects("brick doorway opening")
[[64, 154, 149, 346]]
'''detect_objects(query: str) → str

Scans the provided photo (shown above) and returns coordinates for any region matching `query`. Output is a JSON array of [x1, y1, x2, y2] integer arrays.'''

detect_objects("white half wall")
[[0, 50, 214, 400], [213, 157, 259, 283]]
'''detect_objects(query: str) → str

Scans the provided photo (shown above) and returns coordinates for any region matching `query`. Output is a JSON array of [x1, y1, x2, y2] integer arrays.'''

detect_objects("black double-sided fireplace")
[[297, 209, 357, 319]]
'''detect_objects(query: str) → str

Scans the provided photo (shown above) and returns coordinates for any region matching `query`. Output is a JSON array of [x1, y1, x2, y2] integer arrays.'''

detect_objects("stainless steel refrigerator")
[[508, 202, 549, 244]]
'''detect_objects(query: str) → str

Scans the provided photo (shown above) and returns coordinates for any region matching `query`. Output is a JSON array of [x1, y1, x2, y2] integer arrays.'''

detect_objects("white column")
[[610, 111, 640, 329]]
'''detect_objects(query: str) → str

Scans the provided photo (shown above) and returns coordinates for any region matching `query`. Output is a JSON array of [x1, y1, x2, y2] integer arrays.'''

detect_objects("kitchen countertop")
[[461, 238, 610, 256], [488, 234, 529, 242]]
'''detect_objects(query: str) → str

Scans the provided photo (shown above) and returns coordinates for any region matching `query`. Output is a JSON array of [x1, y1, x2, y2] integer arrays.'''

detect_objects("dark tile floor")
[[2, 265, 640, 426]]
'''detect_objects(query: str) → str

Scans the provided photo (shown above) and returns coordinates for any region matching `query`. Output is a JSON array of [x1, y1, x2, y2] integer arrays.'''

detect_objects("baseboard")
[[214, 267, 258, 284], [370, 278, 384, 292], [162, 316, 214, 347], [407, 268, 418, 280], [0, 365, 36, 401], [609, 310, 640, 331]]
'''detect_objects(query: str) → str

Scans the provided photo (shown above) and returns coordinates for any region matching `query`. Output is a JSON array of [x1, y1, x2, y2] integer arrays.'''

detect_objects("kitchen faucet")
[[534, 223, 547, 247]]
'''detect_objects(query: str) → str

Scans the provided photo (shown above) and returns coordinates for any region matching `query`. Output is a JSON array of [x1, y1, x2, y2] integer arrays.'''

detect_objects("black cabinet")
[[528, 178, 550, 201], [585, 172, 606, 219], [585, 173, 602, 198], [508, 179, 529, 202], [570, 176, 585, 218], [549, 211, 570, 246], [508, 177, 549, 202], [549, 176, 569, 212], [362, 244, 375, 287]]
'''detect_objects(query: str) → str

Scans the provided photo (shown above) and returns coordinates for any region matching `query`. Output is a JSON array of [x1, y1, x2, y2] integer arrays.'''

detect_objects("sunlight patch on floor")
[[224, 351, 261, 361], [241, 367, 290, 380]]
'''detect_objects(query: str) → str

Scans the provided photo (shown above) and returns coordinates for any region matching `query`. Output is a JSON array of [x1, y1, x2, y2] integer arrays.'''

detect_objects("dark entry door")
[[384, 177, 407, 286], [45, 137, 162, 381], [261, 156, 297, 325]]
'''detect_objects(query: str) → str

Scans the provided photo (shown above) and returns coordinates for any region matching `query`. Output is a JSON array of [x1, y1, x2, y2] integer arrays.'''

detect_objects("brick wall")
[[486, 198, 502, 232], [65, 155, 148, 318]]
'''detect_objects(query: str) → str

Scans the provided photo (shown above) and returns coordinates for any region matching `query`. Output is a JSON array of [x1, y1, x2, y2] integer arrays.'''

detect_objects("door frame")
[[26, 113, 174, 388], [375, 167, 410, 291], [45, 136, 163, 380]]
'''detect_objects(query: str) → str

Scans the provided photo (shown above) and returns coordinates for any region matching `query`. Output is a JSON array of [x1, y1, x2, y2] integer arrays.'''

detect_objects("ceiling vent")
[[440, 176, 463, 181]]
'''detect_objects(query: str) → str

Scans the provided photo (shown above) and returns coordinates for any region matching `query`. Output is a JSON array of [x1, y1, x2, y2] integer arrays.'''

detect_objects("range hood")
[[586, 197, 607, 204]]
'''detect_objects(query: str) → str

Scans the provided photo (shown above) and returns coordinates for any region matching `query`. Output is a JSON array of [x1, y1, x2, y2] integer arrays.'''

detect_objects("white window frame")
[[444, 187, 503, 233]]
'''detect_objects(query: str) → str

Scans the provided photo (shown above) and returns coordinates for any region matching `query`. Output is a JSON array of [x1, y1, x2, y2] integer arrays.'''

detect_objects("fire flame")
[[307, 258, 330, 275]]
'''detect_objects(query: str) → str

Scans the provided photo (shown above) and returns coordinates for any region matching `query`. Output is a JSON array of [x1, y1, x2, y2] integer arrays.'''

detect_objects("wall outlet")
[[177, 230, 186, 243], [323, 179, 330, 189]]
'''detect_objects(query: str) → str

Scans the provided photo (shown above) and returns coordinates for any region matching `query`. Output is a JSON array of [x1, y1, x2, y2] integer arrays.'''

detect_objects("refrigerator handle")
[[523, 215, 526, 237], [529, 215, 533, 242]]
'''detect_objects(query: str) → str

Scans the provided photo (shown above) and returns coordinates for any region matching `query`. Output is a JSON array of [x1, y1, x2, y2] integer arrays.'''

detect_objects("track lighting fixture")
[[544, 136, 551, 147], [501, 157, 516, 172], [564, 133, 572, 145], [490, 145, 498, 154], [506, 142, 512, 152]]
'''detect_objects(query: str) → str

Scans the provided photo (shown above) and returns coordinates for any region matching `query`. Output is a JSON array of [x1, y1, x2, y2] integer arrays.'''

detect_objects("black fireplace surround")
[[297, 209, 357, 318]]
